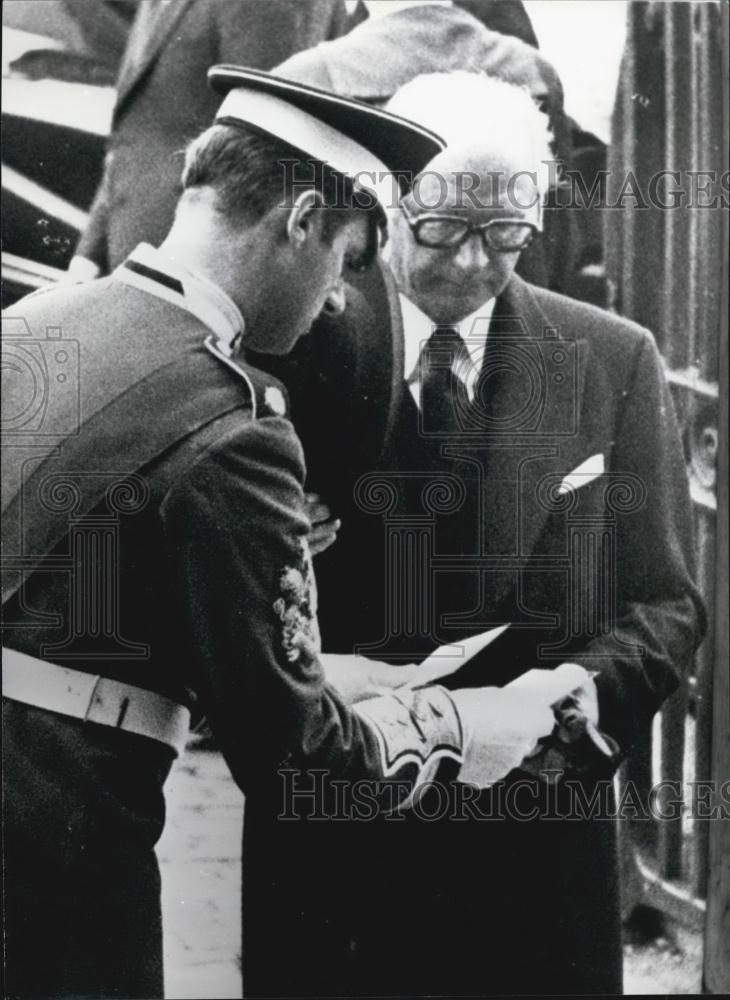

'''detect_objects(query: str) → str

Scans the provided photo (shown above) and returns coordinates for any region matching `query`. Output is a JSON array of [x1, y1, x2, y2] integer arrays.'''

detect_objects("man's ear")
[[286, 189, 325, 249]]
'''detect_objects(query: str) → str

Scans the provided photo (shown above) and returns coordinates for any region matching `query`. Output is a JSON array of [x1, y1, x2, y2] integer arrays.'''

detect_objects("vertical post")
[[693, 502, 716, 896], [657, 686, 687, 880], [703, 10, 729, 988]]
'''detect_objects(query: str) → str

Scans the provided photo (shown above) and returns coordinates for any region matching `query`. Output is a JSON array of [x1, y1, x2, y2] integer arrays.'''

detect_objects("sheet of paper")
[[401, 623, 510, 688], [505, 663, 590, 707]]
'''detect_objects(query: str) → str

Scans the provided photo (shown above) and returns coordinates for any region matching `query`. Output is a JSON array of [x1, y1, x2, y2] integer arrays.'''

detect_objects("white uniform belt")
[[2, 648, 190, 756]]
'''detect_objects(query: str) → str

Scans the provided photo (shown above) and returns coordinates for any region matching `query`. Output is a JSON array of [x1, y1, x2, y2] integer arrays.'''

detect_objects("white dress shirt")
[[400, 293, 496, 408]]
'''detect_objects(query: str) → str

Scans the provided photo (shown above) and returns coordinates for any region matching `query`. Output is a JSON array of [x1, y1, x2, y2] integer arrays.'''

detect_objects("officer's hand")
[[304, 493, 341, 556], [321, 653, 421, 704], [450, 686, 555, 788]]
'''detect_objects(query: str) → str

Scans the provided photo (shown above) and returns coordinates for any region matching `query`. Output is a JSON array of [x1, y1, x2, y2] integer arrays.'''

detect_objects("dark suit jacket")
[[313, 276, 703, 746], [243, 275, 704, 996], [75, 0, 347, 272]]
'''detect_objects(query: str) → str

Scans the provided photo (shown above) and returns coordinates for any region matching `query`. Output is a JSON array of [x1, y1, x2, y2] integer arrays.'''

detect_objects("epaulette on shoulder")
[[204, 336, 289, 421]]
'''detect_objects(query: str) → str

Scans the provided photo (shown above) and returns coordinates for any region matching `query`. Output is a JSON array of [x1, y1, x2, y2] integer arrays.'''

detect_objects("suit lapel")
[[447, 276, 588, 611], [115, 0, 197, 113]]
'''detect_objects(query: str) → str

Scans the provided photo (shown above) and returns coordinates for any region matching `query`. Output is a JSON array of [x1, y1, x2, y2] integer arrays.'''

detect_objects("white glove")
[[450, 686, 556, 788], [452, 664, 594, 787]]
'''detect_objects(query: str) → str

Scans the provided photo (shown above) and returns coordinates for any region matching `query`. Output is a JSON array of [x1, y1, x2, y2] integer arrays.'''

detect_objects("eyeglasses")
[[400, 203, 538, 253]]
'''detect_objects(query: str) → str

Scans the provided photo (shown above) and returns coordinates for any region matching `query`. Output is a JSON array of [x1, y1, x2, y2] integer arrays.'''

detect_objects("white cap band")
[[216, 88, 397, 209]]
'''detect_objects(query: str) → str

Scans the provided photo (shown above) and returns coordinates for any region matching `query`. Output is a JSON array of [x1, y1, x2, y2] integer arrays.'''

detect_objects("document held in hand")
[[406, 627, 589, 708], [404, 623, 511, 688], [404, 624, 587, 703], [401, 625, 621, 784]]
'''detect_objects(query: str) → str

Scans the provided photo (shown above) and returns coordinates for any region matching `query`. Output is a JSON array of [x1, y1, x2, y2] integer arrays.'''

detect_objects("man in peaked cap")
[[1, 68, 571, 998]]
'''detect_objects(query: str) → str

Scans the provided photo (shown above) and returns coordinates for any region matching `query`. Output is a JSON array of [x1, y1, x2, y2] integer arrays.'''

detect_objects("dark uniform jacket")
[[244, 274, 705, 996], [1, 263, 451, 999], [75, 0, 347, 273]]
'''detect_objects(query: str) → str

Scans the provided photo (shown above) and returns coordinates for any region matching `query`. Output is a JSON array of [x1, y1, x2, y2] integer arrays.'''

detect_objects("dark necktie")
[[420, 325, 469, 435]]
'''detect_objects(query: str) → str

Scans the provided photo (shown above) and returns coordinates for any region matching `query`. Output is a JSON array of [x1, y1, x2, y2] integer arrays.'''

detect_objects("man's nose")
[[323, 281, 347, 316], [453, 234, 491, 271]]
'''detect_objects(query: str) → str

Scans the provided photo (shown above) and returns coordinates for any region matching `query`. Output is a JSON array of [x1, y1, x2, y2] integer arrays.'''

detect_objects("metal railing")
[[604, 3, 725, 972]]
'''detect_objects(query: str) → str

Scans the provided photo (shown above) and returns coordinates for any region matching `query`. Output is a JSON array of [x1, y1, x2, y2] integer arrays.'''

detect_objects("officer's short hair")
[[181, 123, 379, 242]]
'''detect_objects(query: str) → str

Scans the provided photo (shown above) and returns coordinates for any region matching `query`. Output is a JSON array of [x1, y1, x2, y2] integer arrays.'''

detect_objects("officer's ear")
[[286, 189, 326, 250]]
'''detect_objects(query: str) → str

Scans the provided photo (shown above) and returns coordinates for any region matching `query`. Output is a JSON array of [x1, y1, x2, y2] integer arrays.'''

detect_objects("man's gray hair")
[[386, 71, 556, 198]]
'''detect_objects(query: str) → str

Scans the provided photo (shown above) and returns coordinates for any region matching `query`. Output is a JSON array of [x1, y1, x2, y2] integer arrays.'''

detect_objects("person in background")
[[67, 0, 349, 280]]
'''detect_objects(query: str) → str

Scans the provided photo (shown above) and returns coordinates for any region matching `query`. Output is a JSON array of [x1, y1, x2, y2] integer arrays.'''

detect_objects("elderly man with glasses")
[[244, 72, 704, 997]]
